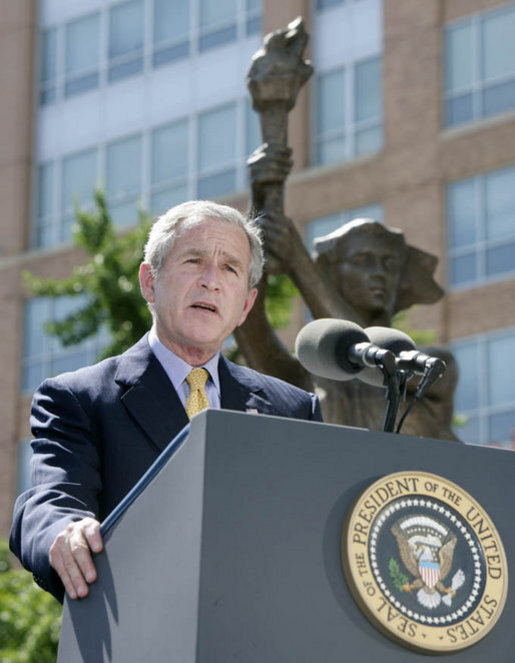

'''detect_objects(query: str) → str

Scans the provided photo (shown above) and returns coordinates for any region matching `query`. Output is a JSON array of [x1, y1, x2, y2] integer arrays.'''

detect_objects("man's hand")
[[49, 517, 103, 599]]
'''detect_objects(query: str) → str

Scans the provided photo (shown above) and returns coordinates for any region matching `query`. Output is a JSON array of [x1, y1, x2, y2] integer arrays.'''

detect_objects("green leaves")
[[389, 556, 408, 591], [24, 191, 152, 359], [0, 541, 61, 662], [265, 274, 299, 329]]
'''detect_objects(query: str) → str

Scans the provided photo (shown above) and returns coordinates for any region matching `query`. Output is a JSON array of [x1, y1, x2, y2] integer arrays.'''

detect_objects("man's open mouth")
[[192, 302, 217, 313]]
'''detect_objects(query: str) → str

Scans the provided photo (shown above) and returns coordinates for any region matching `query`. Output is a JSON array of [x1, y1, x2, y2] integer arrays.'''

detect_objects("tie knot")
[[186, 367, 209, 390]]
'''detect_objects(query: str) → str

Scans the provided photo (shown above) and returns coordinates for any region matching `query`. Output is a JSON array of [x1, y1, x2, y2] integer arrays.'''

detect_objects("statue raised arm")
[[236, 20, 458, 440]]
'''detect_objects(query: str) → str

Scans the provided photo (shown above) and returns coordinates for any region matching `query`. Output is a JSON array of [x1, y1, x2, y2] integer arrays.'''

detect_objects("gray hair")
[[143, 200, 264, 288]]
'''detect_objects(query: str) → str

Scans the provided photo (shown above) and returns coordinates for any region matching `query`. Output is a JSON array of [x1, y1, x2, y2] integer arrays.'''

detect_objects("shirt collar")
[[148, 326, 221, 397]]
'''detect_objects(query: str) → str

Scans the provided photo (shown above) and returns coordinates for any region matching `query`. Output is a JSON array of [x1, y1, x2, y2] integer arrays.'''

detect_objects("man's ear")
[[139, 263, 155, 303], [237, 287, 258, 326]]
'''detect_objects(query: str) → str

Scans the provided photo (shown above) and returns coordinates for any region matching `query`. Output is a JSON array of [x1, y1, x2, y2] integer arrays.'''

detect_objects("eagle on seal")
[[391, 515, 465, 609]]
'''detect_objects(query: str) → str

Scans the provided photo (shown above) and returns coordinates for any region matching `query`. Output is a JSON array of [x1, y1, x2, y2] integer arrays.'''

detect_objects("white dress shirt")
[[148, 327, 221, 410]]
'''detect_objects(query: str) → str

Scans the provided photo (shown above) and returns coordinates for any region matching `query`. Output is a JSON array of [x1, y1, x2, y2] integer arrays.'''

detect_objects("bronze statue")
[[235, 21, 458, 440]]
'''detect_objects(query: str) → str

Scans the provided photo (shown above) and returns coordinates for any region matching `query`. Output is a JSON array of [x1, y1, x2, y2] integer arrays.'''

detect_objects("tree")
[[25, 192, 152, 359], [25, 192, 299, 360], [0, 540, 61, 662]]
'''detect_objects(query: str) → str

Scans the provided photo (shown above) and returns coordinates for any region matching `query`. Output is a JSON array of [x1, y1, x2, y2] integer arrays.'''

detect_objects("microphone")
[[357, 327, 446, 388], [295, 319, 396, 382], [365, 327, 446, 376], [337, 326, 412, 386], [360, 328, 448, 432]]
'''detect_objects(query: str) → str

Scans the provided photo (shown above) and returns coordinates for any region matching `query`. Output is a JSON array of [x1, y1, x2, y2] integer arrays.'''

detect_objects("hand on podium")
[[49, 517, 103, 599]]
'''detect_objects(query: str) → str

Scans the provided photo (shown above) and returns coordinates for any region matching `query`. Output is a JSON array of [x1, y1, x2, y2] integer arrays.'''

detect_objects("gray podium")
[[57, 410, 514, 662]]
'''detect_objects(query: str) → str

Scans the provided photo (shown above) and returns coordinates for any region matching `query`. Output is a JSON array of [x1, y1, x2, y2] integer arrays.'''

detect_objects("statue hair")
[[313, 218, 443, 312]]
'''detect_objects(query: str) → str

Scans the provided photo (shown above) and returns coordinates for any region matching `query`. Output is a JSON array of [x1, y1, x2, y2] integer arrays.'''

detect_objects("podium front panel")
[[58, 411, 514, 662]]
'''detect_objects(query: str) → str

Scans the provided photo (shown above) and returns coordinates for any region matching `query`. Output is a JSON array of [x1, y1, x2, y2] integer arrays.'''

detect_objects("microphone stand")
[[395, 358, 446, 434], [361, 349, 403, 434], [381, 364, 406, 433]]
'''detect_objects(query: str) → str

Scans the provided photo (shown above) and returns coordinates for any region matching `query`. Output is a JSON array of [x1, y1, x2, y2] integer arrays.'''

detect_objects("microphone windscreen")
[[295, 318, 368, 381], [365, 327, 416, 353], [357, 326, 416, 387]]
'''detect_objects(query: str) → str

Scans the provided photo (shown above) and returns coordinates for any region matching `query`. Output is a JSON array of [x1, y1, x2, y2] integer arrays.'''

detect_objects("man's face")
[[139, 218, 257, 365], [336, 233, 403, 322]]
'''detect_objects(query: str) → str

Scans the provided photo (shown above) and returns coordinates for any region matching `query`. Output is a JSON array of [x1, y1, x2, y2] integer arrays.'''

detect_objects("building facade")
[[1, 0, 515, 536]]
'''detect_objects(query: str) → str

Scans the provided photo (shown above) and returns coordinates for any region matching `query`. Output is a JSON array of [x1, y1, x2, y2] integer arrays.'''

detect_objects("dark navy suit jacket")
[[10, 335, 321, 601]]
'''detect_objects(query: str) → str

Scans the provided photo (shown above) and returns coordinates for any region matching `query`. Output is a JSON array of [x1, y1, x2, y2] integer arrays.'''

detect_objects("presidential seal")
[[341, 471, 508, 653]]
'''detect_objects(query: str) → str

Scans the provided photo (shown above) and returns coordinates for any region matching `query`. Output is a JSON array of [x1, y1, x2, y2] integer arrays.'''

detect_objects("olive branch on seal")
[[389, 557, 408, 591]]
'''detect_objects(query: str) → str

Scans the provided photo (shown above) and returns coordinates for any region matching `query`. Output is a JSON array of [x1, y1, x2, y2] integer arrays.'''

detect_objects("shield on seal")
[[419, 560, 440, 589]]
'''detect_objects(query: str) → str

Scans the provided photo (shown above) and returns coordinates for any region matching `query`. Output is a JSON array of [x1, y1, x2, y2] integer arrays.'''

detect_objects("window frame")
[[444, 3, 515, 129], [451, 328, 515, 448], [37, 0, 263, 106], [20, 296, 110, 395], [446, 164, 515, 290], [312, 55, 383, 167], [32, 98, 261, 249]]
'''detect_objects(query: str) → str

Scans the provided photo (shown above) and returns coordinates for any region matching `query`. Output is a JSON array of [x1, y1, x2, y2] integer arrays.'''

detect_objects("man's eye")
[[225, 265, 237, 274]]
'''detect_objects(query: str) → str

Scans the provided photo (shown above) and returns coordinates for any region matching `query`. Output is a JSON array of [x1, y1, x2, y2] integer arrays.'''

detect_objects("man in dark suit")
[[10, 200, 321, 603]]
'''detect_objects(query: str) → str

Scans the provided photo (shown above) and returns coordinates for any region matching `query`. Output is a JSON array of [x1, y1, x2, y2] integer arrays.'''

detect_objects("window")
[[33, 98, 257, 248], [151, 119, 189, 214], [306, 203, 383, 249], [33, 150, 99, 248], [64, 13, 100, 98], [34, 162, 55, 248], [444, 3, 515, 128], [199, 0, 238, 52], [38, 0, 262, 102], [316, 0, 368, 10], [61, 149, 98, 242], [39, 27, 58, 105], [198, 103, 238, 198], [153, 0, 190, 67], [245, 0, 261, 35], [447, 165, 515, 288], [317, 0, 344, 9], [314, 56, 382, 165], [452, 330, 515, 448], [106, 134, 142, 225], [152, 0, 261, 66], [108, 0, 144, 83], [21, 297, 109, 394]]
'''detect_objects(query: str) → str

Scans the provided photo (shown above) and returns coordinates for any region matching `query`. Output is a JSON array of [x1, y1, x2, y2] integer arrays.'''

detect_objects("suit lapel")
[[115, 340, 277, 452], [115, 336, 188, 453], [219, 356, 277, 416]]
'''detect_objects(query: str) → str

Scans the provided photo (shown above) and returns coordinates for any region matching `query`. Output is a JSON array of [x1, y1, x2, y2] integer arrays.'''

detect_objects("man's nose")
[[199, 263, 220, 289]]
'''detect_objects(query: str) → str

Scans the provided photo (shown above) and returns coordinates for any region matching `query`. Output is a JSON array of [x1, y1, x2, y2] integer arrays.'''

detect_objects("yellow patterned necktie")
[[185, 368, 210, 419]]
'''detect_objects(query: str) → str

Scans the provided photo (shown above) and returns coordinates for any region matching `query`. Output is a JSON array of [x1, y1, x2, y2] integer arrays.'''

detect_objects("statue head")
[[313, 219, 443, 326]]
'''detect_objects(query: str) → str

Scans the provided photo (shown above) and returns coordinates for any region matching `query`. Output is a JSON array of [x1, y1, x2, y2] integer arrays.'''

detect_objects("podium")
[[57, 410, 514, 662]]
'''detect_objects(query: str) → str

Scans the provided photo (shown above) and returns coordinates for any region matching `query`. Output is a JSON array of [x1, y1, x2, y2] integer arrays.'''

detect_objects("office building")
[[1, 0, 514, 536]]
